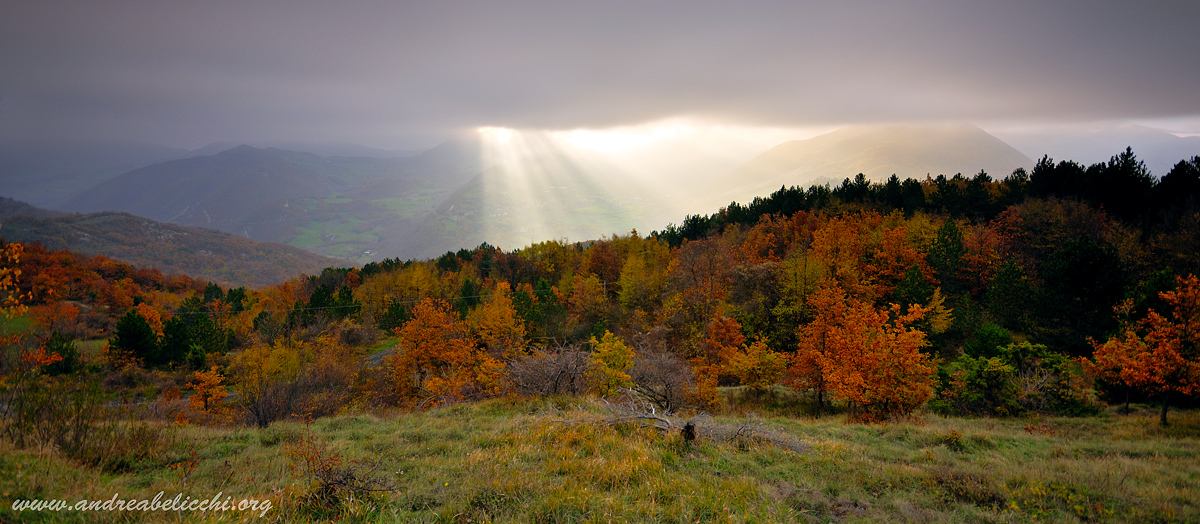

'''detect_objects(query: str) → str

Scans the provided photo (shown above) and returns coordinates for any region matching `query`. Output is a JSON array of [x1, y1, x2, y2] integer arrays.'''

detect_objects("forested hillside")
[[0, 201, 344, 288], [2, 149, 1199, 521]]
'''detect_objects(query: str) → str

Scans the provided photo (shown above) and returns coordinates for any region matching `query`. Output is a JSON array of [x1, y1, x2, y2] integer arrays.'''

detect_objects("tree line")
[[2, 147, 1200, 444]]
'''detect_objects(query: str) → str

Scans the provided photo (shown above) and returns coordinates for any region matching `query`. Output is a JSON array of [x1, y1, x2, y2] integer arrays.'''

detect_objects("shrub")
[[933, 355, 1020, 416], [934, 342, 1100, 416], [507, 347, 589, 396], [285, 425, 393, 515], [629, 350, 697, 412], [231, 335, 360, 427], [41, 332, 80, 376], [721, 340, 787, 393]]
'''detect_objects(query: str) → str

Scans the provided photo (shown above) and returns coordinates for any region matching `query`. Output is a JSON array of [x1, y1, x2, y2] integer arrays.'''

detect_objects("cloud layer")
[[3, 0, 1198, 148]]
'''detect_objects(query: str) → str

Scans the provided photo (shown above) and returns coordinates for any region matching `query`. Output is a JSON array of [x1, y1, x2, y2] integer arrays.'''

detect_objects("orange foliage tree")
[[566, 274, 608, 330], [809, 212, 926, 303], [28, 301, 80, 335], [187, 365, 228, 421], [1090, 274, 1200, 425], [791, 281, 935, 420], [389, 297, 503, 406], [134, 302, 165, 337], [685, 316, 746, 408], [1, 243, 60, 385], [960, 208, 1021, 296]]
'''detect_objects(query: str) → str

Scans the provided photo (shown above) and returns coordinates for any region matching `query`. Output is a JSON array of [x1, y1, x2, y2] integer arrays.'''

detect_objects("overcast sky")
[[2, 0, 1198, 150]]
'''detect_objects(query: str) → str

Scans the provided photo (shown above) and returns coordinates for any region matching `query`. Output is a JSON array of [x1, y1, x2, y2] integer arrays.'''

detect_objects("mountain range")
[[703, 123, 1032, 209], [58, 138, 484, 262], [3, 123, 1197, 267], [0, 197, 343, 288]]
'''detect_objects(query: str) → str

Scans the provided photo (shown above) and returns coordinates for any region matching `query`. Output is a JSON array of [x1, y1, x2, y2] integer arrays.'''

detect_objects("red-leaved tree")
[[1090, 274, 1200, 425]]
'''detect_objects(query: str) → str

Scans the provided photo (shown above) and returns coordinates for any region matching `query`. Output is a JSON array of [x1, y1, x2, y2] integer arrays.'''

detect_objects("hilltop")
[[0, 199, 346, 288]]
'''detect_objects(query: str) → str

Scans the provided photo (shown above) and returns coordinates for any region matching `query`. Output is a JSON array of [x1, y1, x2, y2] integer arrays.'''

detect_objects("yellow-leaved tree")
[[588, 331, 635, 397], [467, 282, 527, 360], [723, 339, 788, 393], [187, 366, 228, 423]]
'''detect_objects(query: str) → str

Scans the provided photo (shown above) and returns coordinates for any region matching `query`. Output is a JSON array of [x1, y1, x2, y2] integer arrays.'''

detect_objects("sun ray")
[[476, 119, 829, 249]]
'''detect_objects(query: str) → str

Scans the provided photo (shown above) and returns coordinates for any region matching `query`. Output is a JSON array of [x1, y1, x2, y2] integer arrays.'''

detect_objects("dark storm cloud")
[[2, 0, 1197, 148]]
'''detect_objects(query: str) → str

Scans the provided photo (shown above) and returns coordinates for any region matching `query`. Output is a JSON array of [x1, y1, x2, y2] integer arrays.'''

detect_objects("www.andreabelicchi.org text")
[[11, 492, 272, 517]]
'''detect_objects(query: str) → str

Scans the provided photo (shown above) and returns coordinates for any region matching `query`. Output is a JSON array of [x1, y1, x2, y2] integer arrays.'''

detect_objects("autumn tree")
[[587, 331, 635, 397], [134, 303, 165, 336], [665, 238, 732, 342], [467, 282, 527, 359], [584, 240, 622, 289], [768, 245, 825, 351], [617, 234, 670, 315], [232, 339, 302, 427], [566, 274, 609, 335], [722, 339, 787, 393], [0, 243, 28, 324], [810, 214, 871, 297], [687, 316, 745, 407], [188, 365, 228, 415], [233, 335, 357, 426], [792, 281, 935, 420], [28, 301, 81, 337], [1091, 274, 1200, 425], [389, 297, 503, 406], [0, 242, 57, 445]]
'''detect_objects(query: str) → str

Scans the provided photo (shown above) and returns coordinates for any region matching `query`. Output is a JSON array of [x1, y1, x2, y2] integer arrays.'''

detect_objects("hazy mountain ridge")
[[14, 123, 1195, 263], [706, 124, 1033, 209], [186, 141, 420, 159], [993, 124, 1200, 176], [62, 145, 332, 231], [0, 140, 190, 208], [0, 196, 66, 219], [0, 200, 346, 288], [54, 139, 484, 261]]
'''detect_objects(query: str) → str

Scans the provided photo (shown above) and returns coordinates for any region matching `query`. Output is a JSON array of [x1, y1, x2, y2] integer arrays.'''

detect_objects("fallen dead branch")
[[598, 389, 808, 453]]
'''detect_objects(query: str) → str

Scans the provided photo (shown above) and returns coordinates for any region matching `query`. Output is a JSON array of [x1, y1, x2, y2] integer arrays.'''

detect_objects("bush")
[[41, 332, 80, 376], [2, 376, 105, 452], [232, 335, 360, 427], [587, 331, 635, 397], [507, 347, 589, 396], [932, 355, 1020, 416], [285, 425, 393, 515], [66, 420, 173, 473], [1001, 342, 1101, 415], [629, 351, 698, 413], [933, 342, 1101, 416]]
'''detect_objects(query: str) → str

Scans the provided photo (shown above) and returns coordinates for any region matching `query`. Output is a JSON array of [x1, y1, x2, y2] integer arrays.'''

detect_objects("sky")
[[2, 0, 1199, 150]]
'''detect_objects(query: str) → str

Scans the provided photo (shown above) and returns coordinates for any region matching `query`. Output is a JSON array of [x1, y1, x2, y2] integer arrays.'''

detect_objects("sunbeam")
[[476, 119, 831, 249]]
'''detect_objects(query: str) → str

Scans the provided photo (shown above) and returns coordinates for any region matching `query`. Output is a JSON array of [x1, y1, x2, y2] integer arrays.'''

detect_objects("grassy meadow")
[[3, 392, 1199, 524]]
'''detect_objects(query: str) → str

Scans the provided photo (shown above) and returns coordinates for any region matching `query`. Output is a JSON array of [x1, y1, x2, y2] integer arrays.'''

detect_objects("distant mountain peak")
[[703, 123, 1031, 208]]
